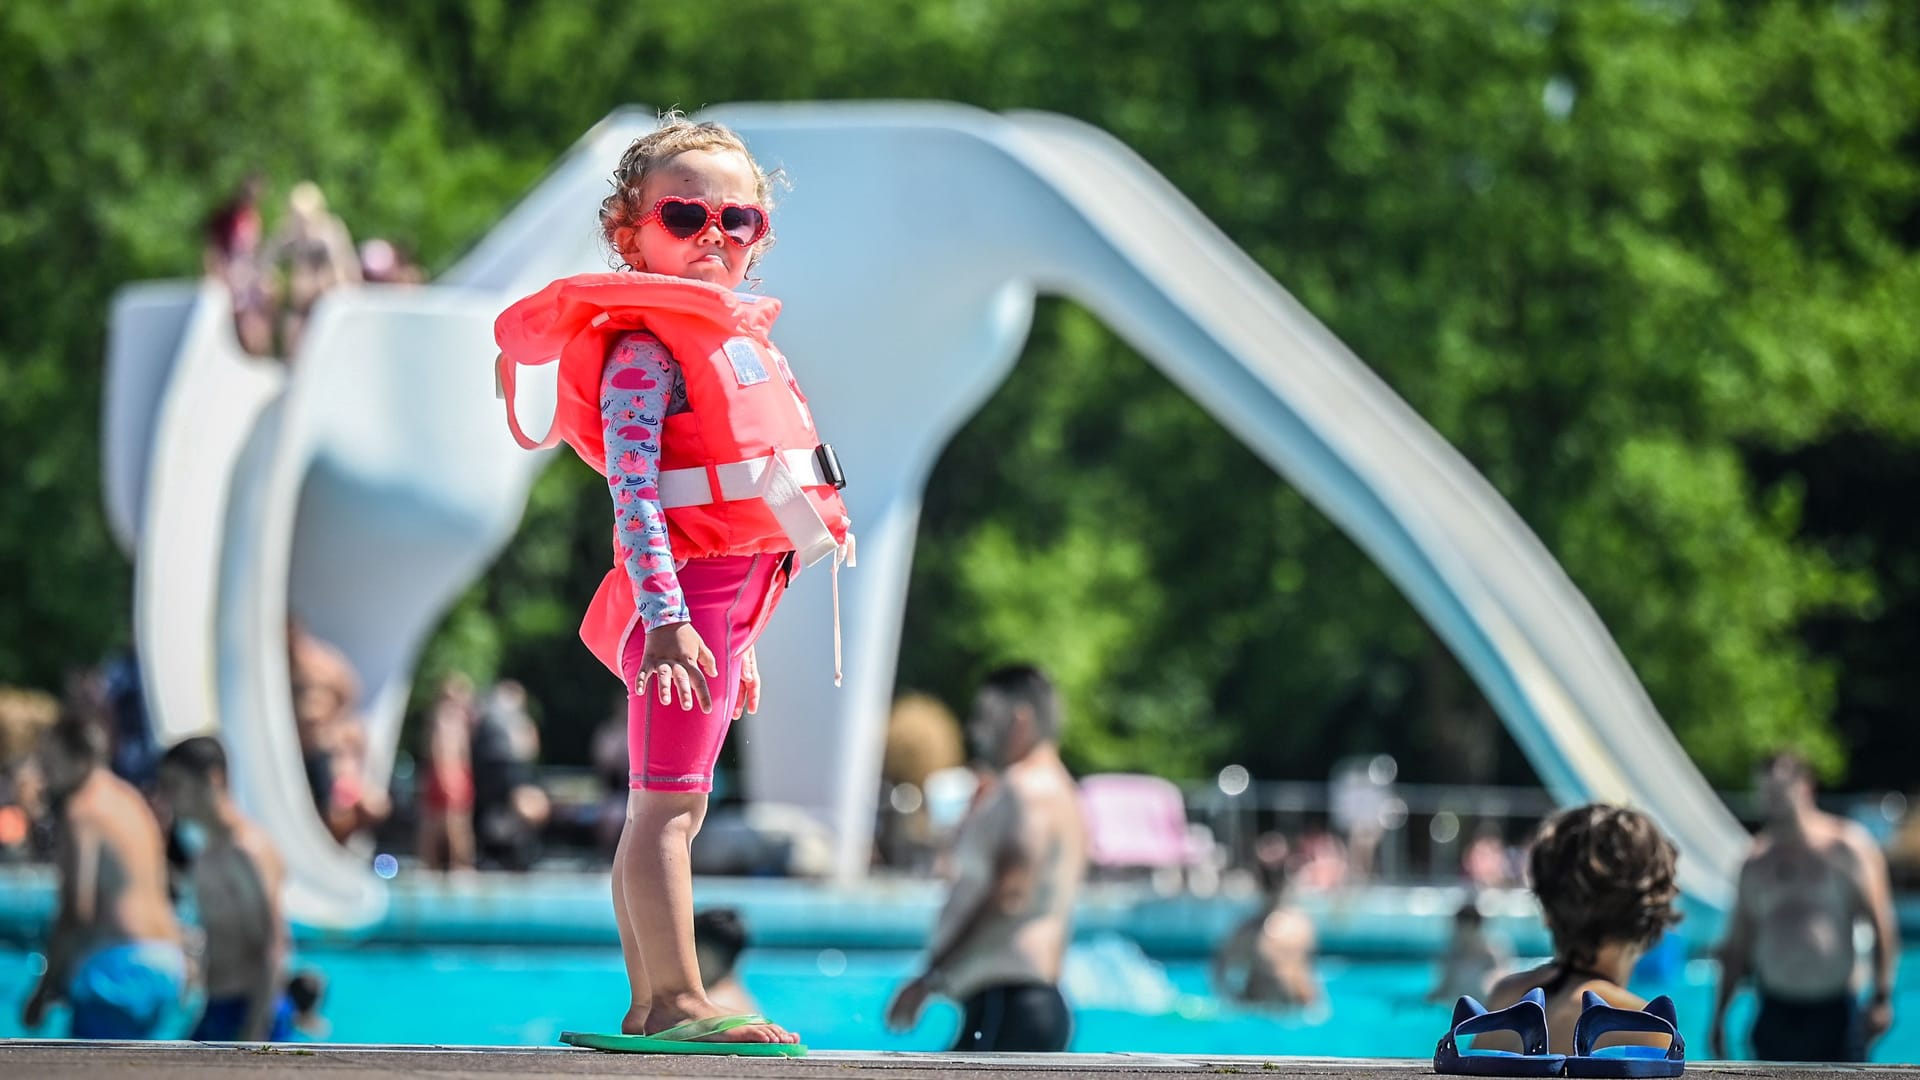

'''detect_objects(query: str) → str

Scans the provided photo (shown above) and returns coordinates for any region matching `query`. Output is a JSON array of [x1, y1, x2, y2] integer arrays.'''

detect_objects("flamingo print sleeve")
[[601, 332, 693, 631]]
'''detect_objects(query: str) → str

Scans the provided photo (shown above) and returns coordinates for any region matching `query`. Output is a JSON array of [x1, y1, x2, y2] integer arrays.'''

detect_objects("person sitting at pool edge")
[[1472, 804, 1681, 1055]]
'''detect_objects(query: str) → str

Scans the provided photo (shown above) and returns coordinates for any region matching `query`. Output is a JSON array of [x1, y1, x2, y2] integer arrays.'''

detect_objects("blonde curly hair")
[[599, 111, 780, 272]]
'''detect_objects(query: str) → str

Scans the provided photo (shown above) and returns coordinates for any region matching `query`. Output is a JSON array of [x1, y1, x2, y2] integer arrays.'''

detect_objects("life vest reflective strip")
[[494, 272, 853, 681]]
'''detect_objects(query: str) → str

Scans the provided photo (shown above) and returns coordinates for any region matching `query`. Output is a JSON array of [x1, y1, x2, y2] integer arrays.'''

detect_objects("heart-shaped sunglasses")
[[640, 196, 769, 248]]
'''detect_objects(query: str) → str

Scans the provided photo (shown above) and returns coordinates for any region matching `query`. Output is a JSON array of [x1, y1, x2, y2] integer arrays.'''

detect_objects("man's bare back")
[[64, 771, 181, 951], [24, 755, 184, 1036], [157, 735, 291, 1041], [1481, 963, 1667, 1055], [193, 817, 284, 998]]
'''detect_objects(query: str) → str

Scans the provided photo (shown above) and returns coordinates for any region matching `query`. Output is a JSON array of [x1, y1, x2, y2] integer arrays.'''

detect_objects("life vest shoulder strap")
[[494, 273, 784, 458], [496, 350, 560, 451]]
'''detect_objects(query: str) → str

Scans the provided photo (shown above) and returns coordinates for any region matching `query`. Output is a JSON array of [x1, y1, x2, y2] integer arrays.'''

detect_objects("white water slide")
[[103, 103, 1745, 929]]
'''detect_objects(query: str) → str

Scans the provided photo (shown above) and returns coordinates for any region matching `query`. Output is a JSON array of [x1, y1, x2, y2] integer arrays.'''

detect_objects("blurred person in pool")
[[1473, 804, 1681, 1056], [886, 665, 1087, 1051], [1213, 834, 1321, 1009], [280, 969, 330, 1040], [1712, 750, 1899, 1062], [21, 714, 186, 1038], [156, 736, 289, 1041], [1427, 899, 1509, 1004], [693, 908, 758, 1017]]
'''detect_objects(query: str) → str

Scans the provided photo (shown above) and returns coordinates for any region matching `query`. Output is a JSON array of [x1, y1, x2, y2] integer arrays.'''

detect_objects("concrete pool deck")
[[2, 1043, 1916, 1080]]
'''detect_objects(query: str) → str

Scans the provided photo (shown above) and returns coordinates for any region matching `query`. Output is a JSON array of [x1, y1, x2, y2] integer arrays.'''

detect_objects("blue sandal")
[[1564, 991, 1685, 1077], [1435, 988, 1570, 1076]]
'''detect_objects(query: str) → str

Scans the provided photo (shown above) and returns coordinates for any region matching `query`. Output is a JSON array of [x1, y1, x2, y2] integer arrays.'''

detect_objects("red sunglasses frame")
[[639, 196, 770, 248]]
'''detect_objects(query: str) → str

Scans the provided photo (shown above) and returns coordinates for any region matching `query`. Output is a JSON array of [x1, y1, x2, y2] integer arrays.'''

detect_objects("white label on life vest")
[[723, 338, 769, 387]]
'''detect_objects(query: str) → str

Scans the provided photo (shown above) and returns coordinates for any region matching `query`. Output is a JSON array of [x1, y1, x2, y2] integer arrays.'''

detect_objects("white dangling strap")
[[830, 530, 856, 687]]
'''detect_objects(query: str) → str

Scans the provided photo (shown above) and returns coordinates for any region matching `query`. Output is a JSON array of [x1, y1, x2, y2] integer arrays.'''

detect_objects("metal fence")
[[1169, 774, 1913, 888]]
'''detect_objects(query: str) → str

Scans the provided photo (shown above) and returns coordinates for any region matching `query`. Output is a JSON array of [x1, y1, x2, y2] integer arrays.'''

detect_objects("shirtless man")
[[886, 666, 1087, 1052], [21, 716, 185, 1038], [156, 736, 289, 1041], [1212, 860, 1321, 1009], [1711, 751, 1899, 1062]]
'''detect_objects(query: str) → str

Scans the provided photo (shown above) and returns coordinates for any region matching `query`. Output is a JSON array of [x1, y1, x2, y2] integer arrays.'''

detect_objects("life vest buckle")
[[814, 443, 847, 490]]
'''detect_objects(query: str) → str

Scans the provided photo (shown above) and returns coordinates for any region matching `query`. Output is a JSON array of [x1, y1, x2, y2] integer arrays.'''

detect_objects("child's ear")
[[612, 227, 641, 269]]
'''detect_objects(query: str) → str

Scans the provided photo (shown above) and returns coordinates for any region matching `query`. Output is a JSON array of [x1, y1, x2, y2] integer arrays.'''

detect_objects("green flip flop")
[[561, 1013, 808, 1056]]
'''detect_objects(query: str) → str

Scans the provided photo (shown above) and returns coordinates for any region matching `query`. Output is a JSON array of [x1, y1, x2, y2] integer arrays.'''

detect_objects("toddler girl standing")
[[495, 114, 852, 1051]]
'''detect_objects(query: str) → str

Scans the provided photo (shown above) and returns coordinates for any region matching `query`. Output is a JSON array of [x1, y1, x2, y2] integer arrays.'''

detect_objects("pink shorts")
[[619, 553, 786, 792]]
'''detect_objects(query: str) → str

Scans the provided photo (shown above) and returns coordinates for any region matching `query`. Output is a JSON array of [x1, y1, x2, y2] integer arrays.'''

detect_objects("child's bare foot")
[[647, 994, 801, 1044], [621, 1005, 649, 1036]]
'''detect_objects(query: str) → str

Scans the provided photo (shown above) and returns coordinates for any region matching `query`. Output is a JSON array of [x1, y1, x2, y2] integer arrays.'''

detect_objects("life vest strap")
[[658, 450, 840, 569], [830, 531, 855, 687], [496, 352, 563, 451], [658, 450, 830, 506]]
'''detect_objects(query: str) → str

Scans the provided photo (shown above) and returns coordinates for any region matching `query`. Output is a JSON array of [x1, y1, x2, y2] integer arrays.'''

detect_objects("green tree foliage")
[[4, 1, 1915, 786], [0, 0, 532, 696], [904, 0, 1919, 783]]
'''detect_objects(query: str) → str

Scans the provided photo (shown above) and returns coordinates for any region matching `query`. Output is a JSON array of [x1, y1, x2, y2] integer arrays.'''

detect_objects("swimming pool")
[[3, 937, 1917, 1061]]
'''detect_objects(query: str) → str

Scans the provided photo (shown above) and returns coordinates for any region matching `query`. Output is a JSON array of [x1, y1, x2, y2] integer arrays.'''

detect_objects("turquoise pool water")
[[3, 940, 1916, 1061]]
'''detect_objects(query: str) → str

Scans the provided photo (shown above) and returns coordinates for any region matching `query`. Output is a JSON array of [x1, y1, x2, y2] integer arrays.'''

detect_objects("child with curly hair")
[[1476, 803, 1683, 1055], [495, 113, 853, 1051]]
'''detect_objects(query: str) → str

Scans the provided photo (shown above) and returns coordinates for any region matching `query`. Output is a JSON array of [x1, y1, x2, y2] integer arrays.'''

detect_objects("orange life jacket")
[[494, 272, 853, 680]]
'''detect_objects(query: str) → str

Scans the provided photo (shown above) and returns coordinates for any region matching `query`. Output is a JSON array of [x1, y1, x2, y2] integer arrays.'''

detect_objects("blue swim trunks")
[[191, 993, 294, 1042], [67, 941, 186, 1039]]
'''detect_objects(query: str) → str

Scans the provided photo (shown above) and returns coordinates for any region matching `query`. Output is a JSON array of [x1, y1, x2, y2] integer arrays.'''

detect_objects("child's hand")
[[736, 646, 761, 719], [639, 622, 717, 711]]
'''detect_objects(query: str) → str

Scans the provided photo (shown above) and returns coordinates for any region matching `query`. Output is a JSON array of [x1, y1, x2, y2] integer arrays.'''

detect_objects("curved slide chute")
[[713, 102, 1746, 909], [217, 287, 528, 928], [104, 282, 209, 557], [997, 110, 1747, 907], [119, 283, 285, 747], [108, 103, 1742, 928]]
